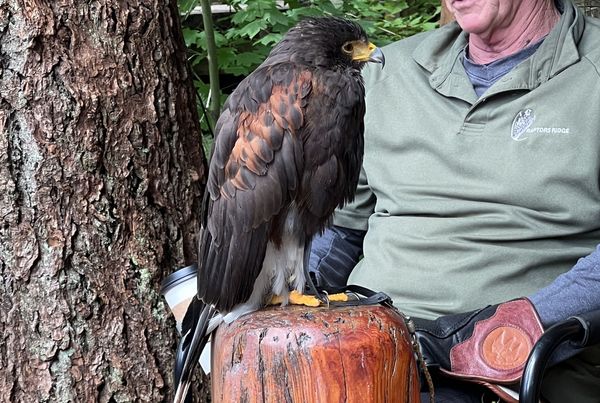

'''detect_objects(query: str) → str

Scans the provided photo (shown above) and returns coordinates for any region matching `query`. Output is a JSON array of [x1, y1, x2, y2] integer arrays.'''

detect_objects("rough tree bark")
[[0, 0, 209, 401]]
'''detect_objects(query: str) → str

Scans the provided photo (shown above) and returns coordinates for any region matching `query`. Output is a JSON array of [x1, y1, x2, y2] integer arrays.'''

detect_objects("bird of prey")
[[173, 16, 384, 402]]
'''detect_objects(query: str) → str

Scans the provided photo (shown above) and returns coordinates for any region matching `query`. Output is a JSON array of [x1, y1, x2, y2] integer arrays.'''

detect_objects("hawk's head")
[[271, 16, 385, 71]]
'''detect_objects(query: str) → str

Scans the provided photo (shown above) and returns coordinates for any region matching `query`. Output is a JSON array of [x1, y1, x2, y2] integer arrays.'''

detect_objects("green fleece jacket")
[[335, 0, 600, 319]]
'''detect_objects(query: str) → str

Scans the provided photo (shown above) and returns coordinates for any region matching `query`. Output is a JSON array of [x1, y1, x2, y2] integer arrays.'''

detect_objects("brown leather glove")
[[413, 298, 544, 402]]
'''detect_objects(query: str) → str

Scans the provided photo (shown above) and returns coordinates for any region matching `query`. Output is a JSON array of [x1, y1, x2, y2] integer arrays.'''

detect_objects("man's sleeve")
[[529, 244, 600, 326], [309, 225, 366, 291]]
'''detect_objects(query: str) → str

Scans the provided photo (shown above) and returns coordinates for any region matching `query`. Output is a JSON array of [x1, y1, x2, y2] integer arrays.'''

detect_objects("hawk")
[[174, 16, 384, 402]]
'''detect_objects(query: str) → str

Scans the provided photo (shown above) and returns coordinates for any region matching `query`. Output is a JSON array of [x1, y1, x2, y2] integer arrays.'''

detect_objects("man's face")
[[445, 0, 520, 38]]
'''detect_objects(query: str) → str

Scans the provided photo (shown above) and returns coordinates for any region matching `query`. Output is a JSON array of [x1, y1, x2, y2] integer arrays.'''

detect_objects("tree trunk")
[[0, 0, 209, 401]]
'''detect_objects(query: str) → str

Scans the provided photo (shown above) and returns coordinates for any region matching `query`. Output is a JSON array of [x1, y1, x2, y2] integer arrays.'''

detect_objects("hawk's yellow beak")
[[352, 42, 385, 68]]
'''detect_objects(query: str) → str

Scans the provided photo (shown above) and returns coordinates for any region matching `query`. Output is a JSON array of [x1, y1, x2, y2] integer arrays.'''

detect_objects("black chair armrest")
[[519, 308, 600, 403]]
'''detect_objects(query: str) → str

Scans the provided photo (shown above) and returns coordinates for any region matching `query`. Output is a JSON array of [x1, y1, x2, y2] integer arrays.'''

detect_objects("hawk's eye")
[[342, 42, 354, 54]]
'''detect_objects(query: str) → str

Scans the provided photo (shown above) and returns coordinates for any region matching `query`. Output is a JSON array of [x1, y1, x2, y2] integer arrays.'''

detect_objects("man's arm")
[[414, 246, 600, 388], [309, 225, 366, 292], [529, 244, 600, 326]]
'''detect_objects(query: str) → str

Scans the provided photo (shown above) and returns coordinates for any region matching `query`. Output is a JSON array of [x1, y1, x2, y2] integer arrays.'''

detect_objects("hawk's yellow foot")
[[270, 290, 349, 307], [327, 292, 350, 302]]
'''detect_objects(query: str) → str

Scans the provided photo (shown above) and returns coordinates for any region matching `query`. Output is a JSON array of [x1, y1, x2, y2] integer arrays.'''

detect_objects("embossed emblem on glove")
[[482, 326, 532, 370]]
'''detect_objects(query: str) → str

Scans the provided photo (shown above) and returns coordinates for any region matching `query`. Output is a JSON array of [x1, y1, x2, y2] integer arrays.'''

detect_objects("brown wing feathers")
[[197, 66, 312, 311], [293, 72, 365, 236]]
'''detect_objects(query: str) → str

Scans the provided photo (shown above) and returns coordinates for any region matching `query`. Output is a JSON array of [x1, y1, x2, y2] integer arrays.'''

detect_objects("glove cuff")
[[442, 298, 543, 384]]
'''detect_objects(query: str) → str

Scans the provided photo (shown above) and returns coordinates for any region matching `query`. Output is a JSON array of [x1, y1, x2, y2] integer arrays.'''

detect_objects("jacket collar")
[[413, 0, 585, 103]]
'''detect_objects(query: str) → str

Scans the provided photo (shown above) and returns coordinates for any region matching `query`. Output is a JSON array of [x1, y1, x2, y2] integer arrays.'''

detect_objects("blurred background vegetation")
[[176, 0, 441, 150]]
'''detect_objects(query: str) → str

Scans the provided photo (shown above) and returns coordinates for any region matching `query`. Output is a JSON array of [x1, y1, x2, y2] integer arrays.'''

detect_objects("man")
[[309, 0, 600, 401]]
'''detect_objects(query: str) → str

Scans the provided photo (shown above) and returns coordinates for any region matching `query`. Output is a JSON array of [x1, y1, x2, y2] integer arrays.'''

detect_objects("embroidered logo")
[[511, 109, 535, 141], [511, 109, 571, 141]]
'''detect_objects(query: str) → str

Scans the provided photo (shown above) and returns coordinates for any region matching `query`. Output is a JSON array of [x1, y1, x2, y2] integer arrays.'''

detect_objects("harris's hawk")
[[174, 16, 384, 402]]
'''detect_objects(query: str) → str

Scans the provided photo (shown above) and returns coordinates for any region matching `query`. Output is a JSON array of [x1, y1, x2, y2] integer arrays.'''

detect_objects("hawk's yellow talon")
[[270, 290, 348, 306], [327, 293, 349, 302], [289, 290, 321, 307]]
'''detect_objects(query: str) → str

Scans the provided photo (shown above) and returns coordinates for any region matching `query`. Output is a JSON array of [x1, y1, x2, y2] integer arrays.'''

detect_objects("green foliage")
[[179, 0, 440, 142]]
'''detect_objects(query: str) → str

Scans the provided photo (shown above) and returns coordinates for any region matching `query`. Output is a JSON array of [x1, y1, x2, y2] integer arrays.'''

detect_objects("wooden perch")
[[211, 304, 421, 402]]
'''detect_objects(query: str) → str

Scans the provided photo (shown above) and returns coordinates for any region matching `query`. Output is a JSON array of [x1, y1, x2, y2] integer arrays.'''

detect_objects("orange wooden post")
[[211, 304, 421, 403]]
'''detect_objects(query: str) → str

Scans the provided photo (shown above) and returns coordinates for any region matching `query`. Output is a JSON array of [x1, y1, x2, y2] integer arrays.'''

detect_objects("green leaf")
[[263, 10, 289, 26], [178, 0, 199, 16], [238, 20, 268, 39], [216, 47, 239, 70], [182, 27, 202, 48], [254, 33, 283, 46], [285, 7, 325, 19]]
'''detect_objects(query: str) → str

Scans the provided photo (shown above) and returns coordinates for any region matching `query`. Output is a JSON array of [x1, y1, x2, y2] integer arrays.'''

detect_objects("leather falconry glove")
[[412, 298, 544, 402]]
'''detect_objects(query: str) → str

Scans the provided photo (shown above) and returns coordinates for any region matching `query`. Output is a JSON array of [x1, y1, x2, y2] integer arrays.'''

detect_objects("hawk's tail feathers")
[[173, 298, 218, 403]]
